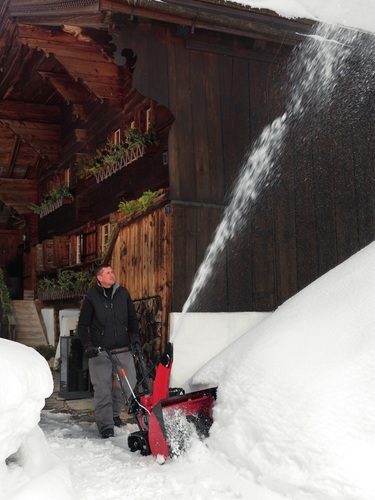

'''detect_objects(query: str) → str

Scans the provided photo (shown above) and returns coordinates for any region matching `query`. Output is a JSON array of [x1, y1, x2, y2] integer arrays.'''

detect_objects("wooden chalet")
[[0, 0, 374, 356]]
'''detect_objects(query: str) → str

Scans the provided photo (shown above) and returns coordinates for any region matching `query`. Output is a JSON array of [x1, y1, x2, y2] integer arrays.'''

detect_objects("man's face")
[[97, 267, 116, 288]]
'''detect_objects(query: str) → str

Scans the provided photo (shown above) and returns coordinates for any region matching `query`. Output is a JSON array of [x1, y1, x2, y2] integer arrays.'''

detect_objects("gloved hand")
[[130, 333, 141, 350], [131, 341, 141, 352], [84, 345, 99, 358]]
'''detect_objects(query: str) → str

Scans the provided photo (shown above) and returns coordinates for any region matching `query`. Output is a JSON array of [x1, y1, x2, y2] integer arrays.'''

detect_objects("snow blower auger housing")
[[128, 342, 217, 460]]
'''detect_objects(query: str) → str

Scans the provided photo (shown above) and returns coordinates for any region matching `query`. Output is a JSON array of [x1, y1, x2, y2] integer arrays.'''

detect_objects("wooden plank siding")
[[190, 49, 211, 203], [312, 118, 338, 278], [219, 55, 250, 311], [331, 102, 360, 265], [109, 205, 172, 348], [164, 31, 287, 311], [170, 203, 225, 311], [251, 193, 277, 311], [168, 35, 196, 201], [0, 230, 20, 271], [293, 133, 318, 293], [353, 109, 375, 250], [123, 23, 375, 314], [246, 61, 278, 311]]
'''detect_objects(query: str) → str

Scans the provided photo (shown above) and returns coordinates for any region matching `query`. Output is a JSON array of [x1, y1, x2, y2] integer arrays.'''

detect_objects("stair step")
[[23, 290, 35, 300], [11, 299, 48, 347]]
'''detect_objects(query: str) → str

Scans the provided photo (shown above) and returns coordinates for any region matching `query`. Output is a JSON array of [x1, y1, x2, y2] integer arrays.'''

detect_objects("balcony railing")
[[37, 286, 89, 301], [94, 145, 145, 183], [39, 197, 73, 218]]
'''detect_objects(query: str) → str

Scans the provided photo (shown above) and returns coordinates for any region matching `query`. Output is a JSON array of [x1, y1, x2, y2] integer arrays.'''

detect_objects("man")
[[78, 265, 140, 438]]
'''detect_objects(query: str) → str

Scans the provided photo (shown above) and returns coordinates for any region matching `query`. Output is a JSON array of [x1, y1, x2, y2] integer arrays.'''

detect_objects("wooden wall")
[[0, 229, 36, 295], [116, 21, 375, 314], [0, 230, 20, 272], [109, 204, 172, 351]]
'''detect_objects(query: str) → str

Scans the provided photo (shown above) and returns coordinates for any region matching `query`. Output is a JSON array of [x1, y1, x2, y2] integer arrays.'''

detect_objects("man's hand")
[[84, 345, 99, 358], [132, 341, 141, 351], [130, 333, 141, 350]]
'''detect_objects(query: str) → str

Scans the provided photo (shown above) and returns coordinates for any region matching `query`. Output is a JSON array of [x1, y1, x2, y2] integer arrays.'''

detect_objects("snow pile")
[[0, 339, 74, 499], [195, 241, 375, 499]]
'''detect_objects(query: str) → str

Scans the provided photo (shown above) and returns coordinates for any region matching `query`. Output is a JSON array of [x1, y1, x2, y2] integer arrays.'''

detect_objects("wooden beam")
[[16, 23, 125, 108], [0, 178, 37, 214], [38, 71, 87, 103], [39, 71, 89, 120], [0, 100, 61, 123], [0, 119, 61, 163], [6, 135, 21, 177], [0, 123, 16, 176], [102, 0, 311, 45], [8, 0, 100, 18]]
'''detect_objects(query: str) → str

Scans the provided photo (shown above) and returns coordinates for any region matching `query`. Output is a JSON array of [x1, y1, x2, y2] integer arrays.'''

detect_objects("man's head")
[[95, 265, 116, 288]]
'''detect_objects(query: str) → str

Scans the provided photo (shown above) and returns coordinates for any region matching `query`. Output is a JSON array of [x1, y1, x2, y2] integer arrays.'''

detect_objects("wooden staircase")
[[12, 298, 48, 347]]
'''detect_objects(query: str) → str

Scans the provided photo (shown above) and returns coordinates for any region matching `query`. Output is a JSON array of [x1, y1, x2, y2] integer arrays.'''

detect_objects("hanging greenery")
[[30, 183, 74, 216], [118, 189, 163, 216], [76, 122, 159, 181], [37, 270, 95, 293], [0, 268, 12, 338]]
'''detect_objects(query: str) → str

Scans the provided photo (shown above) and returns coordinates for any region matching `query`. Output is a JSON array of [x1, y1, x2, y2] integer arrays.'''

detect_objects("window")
[[64, 168, 71, 187], [76, 234, 83, 264], [101, 223, 111, 251], [113, 129, 121, 145], [146, 108, 152, 131]]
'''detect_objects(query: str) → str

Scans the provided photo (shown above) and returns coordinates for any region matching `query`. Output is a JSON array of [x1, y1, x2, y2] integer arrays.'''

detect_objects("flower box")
[[39, 197, 73, 218]]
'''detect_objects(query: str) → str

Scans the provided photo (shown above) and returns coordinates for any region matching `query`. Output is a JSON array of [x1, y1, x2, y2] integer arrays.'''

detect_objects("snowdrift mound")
[[195, 241, 375, 499], [0, 339, 74, 499]]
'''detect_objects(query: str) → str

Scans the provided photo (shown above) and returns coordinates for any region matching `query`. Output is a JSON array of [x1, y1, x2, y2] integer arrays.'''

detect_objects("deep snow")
[[3, 240, 375, 499], [1, 0, 375, 498]]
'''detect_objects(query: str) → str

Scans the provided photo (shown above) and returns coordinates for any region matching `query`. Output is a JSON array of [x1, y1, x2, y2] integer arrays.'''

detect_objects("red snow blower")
[[126, 342, 217, 460]]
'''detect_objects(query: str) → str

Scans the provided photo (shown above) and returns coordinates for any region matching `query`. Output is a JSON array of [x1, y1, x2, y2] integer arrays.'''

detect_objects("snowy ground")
[[39, 412, 282, 500]]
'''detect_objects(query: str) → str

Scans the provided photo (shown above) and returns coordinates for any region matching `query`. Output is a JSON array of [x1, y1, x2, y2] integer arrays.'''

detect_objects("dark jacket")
[[78, 282, 140, 350]]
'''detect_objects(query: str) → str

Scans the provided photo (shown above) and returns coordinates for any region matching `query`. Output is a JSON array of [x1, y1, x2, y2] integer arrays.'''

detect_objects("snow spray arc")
[[170, 22, 371, 333]]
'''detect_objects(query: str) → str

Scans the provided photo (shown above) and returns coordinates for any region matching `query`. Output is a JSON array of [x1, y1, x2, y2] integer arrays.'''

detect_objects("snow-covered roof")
[[224, 0, 375, 33]]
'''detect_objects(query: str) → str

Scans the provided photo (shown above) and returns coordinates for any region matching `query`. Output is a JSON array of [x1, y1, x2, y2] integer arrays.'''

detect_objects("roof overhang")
[[4, 0, 313, 45]]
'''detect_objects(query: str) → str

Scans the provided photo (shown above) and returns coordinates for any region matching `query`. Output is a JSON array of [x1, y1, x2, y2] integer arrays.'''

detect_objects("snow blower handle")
[[133, 342, 152, 394]]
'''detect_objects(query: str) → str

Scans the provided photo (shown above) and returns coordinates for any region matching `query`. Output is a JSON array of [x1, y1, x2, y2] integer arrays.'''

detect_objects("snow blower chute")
[[127, 342, 217, 460]]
